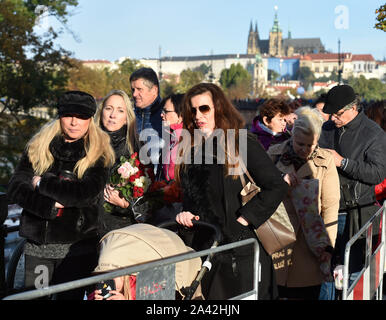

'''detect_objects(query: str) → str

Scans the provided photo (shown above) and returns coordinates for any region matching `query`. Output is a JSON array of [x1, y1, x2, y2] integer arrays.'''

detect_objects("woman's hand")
[[104, 184, 129, 208], [91, 289, 125, 300], [54, 202, 64, 208], [283, 172, 301, 187], [176, 211, 199, 227], [104, 290, 125, 300], [237, 216, 249, 226]]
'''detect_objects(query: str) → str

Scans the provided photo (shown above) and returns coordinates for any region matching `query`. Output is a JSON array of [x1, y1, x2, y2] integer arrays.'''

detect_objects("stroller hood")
[[94, 223, 202, 294]]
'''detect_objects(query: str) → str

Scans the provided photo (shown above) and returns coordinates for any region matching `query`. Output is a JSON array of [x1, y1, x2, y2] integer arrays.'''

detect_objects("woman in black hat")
[[7, 91, 115, 299]]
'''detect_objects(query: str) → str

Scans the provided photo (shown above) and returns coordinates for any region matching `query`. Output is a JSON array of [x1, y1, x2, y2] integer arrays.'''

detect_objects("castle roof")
[[351, 54, 375, 61]]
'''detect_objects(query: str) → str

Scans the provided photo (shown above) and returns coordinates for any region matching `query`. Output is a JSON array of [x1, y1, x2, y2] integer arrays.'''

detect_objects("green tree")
[[219, 63, 252, 99], [348, 75, 386, 101], [375, 4, 386, 32], [296, 66, 316, 89], [177, 68, 204, 93], [160, 74, 178, 97]]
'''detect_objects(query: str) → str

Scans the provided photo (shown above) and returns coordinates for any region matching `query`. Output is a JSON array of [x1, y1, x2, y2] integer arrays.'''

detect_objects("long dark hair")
[[175, 83, 245, 181]]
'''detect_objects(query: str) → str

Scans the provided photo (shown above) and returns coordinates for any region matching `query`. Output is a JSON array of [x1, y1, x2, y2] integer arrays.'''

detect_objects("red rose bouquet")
[[104, 153, 152, 217]]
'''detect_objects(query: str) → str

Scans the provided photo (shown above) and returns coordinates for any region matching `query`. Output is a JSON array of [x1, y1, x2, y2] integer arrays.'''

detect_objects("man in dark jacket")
[[130, 68, 163, 175], [319, 85, 386, 276]]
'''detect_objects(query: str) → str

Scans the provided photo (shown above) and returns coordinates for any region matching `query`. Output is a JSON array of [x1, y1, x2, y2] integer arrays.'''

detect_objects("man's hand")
[[326, 149, 344, 167]]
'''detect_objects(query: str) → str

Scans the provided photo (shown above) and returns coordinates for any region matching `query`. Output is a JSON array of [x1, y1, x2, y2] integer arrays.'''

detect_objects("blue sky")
[[44, 0, 386, 61]]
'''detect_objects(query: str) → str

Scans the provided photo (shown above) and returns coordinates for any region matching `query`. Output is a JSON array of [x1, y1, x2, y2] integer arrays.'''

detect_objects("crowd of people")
[[6, 67, 386, 300]]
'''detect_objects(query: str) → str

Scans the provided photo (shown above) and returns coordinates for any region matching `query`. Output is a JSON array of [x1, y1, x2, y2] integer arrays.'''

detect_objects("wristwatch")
[[340, 158, 348, 170]]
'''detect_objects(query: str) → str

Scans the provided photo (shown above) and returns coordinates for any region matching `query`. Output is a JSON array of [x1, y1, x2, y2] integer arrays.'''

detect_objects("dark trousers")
[[24, 252, 98, 300]]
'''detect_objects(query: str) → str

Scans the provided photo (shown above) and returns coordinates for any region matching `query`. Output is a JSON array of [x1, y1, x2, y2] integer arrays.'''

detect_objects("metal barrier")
[[342, 203, 386, 300], [2, 238, 259, 300]]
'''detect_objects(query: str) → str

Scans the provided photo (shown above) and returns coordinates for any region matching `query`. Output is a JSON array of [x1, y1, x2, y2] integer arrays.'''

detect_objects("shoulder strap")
[[238, 157, 256, 187]]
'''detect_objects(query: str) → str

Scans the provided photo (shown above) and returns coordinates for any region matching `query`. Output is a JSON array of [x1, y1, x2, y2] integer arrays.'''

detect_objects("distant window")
[[315, 67, 319, 73], [324, 67, 329, 72]]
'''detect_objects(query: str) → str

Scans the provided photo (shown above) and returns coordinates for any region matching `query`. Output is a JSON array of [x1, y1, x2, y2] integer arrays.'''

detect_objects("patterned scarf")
[[279, 140, 319, 171]]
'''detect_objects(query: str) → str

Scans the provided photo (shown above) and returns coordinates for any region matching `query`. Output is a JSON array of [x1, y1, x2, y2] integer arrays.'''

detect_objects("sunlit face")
[[292, 130, 318, 160], [190, 92, 216, 135], [131, 79, 158, 108], [263, 113, 287, 134], [102, 95, 128, 132], [161, 99, 182, 126], [60, 115, 91, 142], [330, 105, 357, 128]]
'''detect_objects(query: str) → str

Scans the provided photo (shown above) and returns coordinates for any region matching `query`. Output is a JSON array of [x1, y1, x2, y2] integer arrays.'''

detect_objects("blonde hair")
[[293, 106, 324, 139], [27, 118, 115, 179], [94, 89, 138, 154]]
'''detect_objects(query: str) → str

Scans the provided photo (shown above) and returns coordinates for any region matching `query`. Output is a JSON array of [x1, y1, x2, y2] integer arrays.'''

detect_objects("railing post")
[[0, 192, 8, 297]]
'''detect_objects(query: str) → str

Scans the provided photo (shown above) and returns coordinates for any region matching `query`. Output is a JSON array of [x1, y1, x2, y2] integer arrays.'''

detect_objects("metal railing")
[[3, 238, 260, 300], [342, 202, 386, 300]]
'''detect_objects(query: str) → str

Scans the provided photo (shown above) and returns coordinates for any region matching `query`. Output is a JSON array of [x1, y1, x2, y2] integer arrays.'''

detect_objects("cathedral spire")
[[271, 5, 282, 33]]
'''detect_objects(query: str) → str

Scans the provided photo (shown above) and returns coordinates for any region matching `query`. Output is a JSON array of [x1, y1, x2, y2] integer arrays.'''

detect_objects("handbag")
[[239, 168, 296, 255]]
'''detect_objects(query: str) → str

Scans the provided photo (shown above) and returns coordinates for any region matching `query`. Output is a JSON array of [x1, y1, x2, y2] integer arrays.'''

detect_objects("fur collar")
[[49, 135, 86, 162]]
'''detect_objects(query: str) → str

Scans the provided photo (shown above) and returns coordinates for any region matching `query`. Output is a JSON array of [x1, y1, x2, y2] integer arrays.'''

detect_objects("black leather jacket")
[[319, 111, 386, 211]]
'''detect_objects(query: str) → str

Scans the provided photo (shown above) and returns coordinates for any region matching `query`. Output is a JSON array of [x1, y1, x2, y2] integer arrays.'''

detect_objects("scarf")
[[279, 140, 319, 171]]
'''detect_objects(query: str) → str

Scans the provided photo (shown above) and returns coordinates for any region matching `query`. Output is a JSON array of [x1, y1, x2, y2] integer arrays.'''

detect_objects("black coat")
[[180, 134, 288, 300], [98, 125, 137, 236], [7, 136, 109, 245], [319, 111, 386, 211]]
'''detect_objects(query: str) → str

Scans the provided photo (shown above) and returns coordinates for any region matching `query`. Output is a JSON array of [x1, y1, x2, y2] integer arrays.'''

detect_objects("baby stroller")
[[94, 222, 221, 300]]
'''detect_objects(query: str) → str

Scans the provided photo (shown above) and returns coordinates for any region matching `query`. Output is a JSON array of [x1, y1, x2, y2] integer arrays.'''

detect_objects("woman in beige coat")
[[267, 106, 340, 300]]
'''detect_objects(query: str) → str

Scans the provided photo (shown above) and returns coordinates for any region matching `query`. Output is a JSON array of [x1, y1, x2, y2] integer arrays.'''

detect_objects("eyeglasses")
[[331, 106, 353, 119], [161, 109, 175, 115], [191, 105, 212, 115]]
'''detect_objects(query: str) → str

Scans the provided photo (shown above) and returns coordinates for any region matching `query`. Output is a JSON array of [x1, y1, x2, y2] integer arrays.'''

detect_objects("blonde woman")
[[94, 89, 140, 235], [267, 106, 340, 300], [7, 91, 115, 300]]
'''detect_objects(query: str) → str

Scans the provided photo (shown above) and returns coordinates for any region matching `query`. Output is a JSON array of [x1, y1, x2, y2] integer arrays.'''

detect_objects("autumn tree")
[[0, 0, 78, 118], [375, 4, 386, 32]]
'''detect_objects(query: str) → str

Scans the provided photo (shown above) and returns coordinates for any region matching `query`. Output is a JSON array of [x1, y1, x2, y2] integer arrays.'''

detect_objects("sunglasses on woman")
[[191, 105, 212, 115]]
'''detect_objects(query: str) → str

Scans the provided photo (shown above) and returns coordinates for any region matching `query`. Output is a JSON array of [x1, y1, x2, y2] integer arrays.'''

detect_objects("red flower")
[[130, 152, 138, 159]]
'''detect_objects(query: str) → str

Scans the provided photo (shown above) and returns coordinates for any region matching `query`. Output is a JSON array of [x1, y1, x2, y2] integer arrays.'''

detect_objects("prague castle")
[[247, 7, 325, 57]]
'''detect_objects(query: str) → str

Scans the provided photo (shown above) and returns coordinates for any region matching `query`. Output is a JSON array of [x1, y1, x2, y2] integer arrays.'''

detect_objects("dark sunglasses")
[[191, 105, 211, 115]]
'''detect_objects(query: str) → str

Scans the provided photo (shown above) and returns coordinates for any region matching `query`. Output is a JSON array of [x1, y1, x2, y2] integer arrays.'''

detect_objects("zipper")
[[338, 126, 346, 144], [43, 220, 49, 245]]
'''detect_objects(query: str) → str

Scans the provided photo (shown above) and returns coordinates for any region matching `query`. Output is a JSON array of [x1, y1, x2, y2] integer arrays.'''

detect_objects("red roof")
[[302, 53, 352, 61], [351, 54, 375, 61]]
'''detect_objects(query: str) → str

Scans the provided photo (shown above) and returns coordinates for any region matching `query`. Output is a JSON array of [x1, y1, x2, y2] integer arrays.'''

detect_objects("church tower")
[[269, 6, 283, 56], [247, 21, 260, 54]]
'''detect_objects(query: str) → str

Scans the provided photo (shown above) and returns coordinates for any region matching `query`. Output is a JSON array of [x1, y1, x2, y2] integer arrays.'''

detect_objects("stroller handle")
[[157, 220, 222, 243]]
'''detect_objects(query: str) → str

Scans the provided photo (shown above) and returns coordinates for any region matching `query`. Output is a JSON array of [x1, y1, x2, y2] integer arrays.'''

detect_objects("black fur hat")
[[57, 91, 96, 118]]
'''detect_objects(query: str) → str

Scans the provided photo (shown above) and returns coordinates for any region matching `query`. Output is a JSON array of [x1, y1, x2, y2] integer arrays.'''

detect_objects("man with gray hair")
[[319, 84, 386, 290]]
